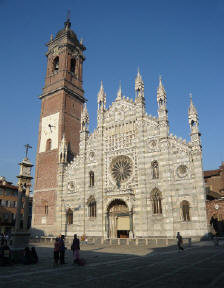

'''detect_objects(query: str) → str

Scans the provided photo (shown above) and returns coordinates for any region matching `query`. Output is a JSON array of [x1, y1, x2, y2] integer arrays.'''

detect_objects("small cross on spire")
[[24, 144, 32, 159], [67, 10, 71, 21], [64, 10, 71, 30]]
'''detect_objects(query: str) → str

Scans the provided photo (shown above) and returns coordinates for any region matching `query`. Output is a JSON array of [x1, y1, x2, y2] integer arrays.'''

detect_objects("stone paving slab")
[[1, 242, 224, 287]]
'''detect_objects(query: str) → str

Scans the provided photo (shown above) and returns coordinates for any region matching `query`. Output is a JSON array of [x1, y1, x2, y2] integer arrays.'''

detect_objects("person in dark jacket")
[[23, 247, 32, 265], [71, 234, 80, 263], [54, 237, 60, 265], [0, 240, 11, 266], [59, 235, 66, 264], [31, 247, 38, 264], [176, 232, 184, 251]]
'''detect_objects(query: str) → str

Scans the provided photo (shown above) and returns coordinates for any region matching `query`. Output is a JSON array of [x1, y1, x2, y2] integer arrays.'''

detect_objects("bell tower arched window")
[[89, 171, 94, 187], [152, 161, 159, 179], [44, 204, 48, 215], [151, 189, 162, 214], [70, 58, 76, 74], [46, 139, 52, 151], [181, 200, 190, 221], [53, 56, 59, 72]]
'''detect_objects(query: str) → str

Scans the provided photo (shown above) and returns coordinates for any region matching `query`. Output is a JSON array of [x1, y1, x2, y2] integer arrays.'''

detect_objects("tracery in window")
[[87, 196, 96, 218], [151, 188, 162, 214]]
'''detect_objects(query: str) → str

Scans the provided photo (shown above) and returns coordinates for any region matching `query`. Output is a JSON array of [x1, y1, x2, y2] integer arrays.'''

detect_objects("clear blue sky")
[[0, 0, 224, 185]]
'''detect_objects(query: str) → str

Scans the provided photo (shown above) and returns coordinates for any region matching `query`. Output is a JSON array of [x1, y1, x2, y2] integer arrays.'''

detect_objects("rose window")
[[110, 155, 133, 184], [177, 165, 188, 178]]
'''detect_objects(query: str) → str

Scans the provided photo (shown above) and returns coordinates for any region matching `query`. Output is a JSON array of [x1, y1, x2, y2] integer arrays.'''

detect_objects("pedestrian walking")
[[31, 247, 38, 264], [23, 247, 32, 265], [54, 237, 60, 265], [59, 235, 66, 264], [71, 234, 80, 264], [176, 232, 184, 251]]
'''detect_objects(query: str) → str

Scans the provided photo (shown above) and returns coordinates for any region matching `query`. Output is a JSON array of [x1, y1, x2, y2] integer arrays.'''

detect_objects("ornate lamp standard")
[[10, 145, 33, 260]]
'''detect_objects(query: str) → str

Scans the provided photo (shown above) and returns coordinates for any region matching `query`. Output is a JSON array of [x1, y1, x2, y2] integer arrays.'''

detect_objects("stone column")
[[129, 211, 134, 238], [15, 183, 23, 232], [23, 184, 31, 231]]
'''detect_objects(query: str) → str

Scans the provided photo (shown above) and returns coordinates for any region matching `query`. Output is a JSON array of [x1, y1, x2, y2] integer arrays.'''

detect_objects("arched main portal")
[[107, 199, 130, 238]]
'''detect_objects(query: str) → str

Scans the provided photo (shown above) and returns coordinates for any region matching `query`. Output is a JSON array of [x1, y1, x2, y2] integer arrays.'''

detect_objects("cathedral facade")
[[33, 20, 208, 239]]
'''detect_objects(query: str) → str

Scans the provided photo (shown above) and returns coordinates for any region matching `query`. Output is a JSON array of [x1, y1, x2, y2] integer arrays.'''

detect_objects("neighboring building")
[[0, 176, 33, 234], [204, 162, 224, 200], [204, 163, 224, 235], [0, 177, 23, 234], [32, 19, 208, 239]]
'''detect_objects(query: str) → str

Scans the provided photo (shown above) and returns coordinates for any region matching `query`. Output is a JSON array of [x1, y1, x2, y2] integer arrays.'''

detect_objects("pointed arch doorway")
[[107, 199, 130, 238]]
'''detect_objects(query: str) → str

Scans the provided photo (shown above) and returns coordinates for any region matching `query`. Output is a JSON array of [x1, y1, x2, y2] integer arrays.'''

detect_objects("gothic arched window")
[[67, 209, 73, 225], [46, 139, 52, 151], [181, 200, 190, 221], [89, 171, 94, 187], [151, 189, 162, 214], [152, 161, 159, 179], [87, 196, 96, 217], [53, 56, 59, 72], [70, 58, 76, 74]]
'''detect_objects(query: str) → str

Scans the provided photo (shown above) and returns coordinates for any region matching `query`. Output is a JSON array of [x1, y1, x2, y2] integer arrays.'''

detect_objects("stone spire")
[[135, 68, 144, 94], [59, 134, 68, 164], [81, 103, 89, 131], [97, 81, 106, 110], [157, 76, 169, 137], [188, 93, 199, 133], [188, 93, 197, 115], [116, 82, 122, 100], [157, 76, 166, 106], [135, 68, 145, 107]]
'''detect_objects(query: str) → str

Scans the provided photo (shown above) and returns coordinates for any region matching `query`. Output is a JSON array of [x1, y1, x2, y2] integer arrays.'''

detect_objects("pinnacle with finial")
[[117, 81, 122, 100], [188, 93, 197, 115], [157, 75, 166, 95], [136, 67, 142, 79]]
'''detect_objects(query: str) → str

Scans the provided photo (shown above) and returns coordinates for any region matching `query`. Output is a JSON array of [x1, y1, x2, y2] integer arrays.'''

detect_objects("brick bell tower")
[[33, 18, 86, 234]]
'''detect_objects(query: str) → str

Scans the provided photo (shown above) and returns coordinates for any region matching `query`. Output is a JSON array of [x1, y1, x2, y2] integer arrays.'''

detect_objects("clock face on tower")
[[39, 112, 59, 152]]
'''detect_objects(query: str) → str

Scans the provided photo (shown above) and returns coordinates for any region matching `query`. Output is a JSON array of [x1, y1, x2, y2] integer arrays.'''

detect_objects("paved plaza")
[[1, 241, 224, 288]]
